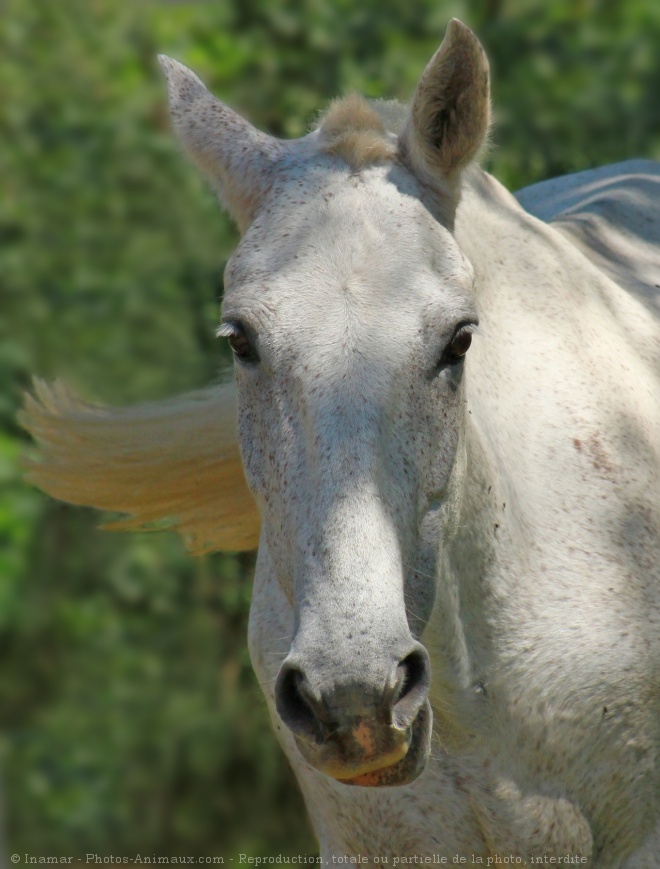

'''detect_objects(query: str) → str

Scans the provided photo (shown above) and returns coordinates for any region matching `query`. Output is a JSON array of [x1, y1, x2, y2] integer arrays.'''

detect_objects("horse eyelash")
[[216, 322, 239, 339]]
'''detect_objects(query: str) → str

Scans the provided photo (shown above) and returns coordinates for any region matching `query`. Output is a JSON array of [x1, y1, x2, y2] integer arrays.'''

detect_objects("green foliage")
[[473, 0, 660, 187], [1, 0, 658, 857]]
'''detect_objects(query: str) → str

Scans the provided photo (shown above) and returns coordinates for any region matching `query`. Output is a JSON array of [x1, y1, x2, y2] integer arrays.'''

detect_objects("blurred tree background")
[[1, 0, 659, 858]]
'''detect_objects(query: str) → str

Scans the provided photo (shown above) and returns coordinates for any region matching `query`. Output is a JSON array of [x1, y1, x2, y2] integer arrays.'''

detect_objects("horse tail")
[[19, 378, 260, 554]]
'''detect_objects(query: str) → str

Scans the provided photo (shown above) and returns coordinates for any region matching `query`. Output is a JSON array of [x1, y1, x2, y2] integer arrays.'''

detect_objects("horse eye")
[[441, 326, 473, 366], [228, 330, 258, 363]]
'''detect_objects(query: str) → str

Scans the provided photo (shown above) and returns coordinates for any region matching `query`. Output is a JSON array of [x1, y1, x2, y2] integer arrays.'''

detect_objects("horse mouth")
[[292, 701, 432, 788], [337, 701, 432, 787]]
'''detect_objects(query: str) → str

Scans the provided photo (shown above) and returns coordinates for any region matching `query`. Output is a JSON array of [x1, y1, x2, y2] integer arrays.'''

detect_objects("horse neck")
[[434, 167, 600, 694], [424, 172, 538, 704]]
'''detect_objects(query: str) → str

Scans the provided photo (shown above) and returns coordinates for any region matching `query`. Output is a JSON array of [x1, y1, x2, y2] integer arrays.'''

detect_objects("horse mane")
[[316, 95, 402, 170], [20, 379, 260, 555]]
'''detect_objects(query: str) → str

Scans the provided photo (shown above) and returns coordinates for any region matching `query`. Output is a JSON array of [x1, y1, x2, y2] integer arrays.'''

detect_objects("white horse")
[[22, 20, 659, 867]]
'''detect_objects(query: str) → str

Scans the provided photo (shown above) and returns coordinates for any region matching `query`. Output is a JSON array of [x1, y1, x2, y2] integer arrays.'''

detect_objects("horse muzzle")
[[274, 645, 432, 787]]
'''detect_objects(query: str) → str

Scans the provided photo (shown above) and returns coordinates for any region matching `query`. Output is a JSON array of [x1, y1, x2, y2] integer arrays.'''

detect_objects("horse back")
[[516, 159, 660, 321]]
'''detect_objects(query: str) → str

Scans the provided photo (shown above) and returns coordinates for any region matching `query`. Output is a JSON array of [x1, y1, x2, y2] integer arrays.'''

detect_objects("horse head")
[[159, 19, 490, 787]]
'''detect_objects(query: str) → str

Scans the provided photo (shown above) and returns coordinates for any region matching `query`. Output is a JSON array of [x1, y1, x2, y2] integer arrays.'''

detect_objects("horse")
[[21, 19, 660, 867]]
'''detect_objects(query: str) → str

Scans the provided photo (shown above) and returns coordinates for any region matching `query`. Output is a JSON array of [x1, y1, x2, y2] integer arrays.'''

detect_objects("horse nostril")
[[275, 663, 327, 743], [391, 647, 431, 730], [276, 649, 430, 744]]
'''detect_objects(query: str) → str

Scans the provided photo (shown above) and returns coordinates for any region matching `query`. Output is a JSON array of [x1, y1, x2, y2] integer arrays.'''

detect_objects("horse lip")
[[338, 701, 432, 787], [319, 728, 413, 780], [293, 702, 432, 787]]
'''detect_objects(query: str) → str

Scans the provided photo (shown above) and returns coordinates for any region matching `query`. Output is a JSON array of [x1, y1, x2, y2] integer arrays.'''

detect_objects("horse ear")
[[158, 56, 283, 233], [399, 20, 490, 200]]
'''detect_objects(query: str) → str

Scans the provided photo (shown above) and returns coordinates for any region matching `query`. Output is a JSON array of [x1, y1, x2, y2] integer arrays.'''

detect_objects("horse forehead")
[[225, 164, 463, 298]]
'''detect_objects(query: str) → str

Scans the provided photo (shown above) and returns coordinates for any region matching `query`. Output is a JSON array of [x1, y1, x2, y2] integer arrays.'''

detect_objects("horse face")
[[160, 18, 489, 786], [222, 164, 478, 785]]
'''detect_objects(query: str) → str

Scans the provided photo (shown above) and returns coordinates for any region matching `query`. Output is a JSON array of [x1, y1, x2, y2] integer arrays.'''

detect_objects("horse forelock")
[[316, 94, 401, 171]]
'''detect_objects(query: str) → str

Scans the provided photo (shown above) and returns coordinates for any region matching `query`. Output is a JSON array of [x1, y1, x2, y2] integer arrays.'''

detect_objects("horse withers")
[[23, 20, 660, 866]]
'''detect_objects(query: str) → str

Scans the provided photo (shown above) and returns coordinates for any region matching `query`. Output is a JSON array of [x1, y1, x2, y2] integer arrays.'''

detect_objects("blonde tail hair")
[[20, 379, 260, 555]]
